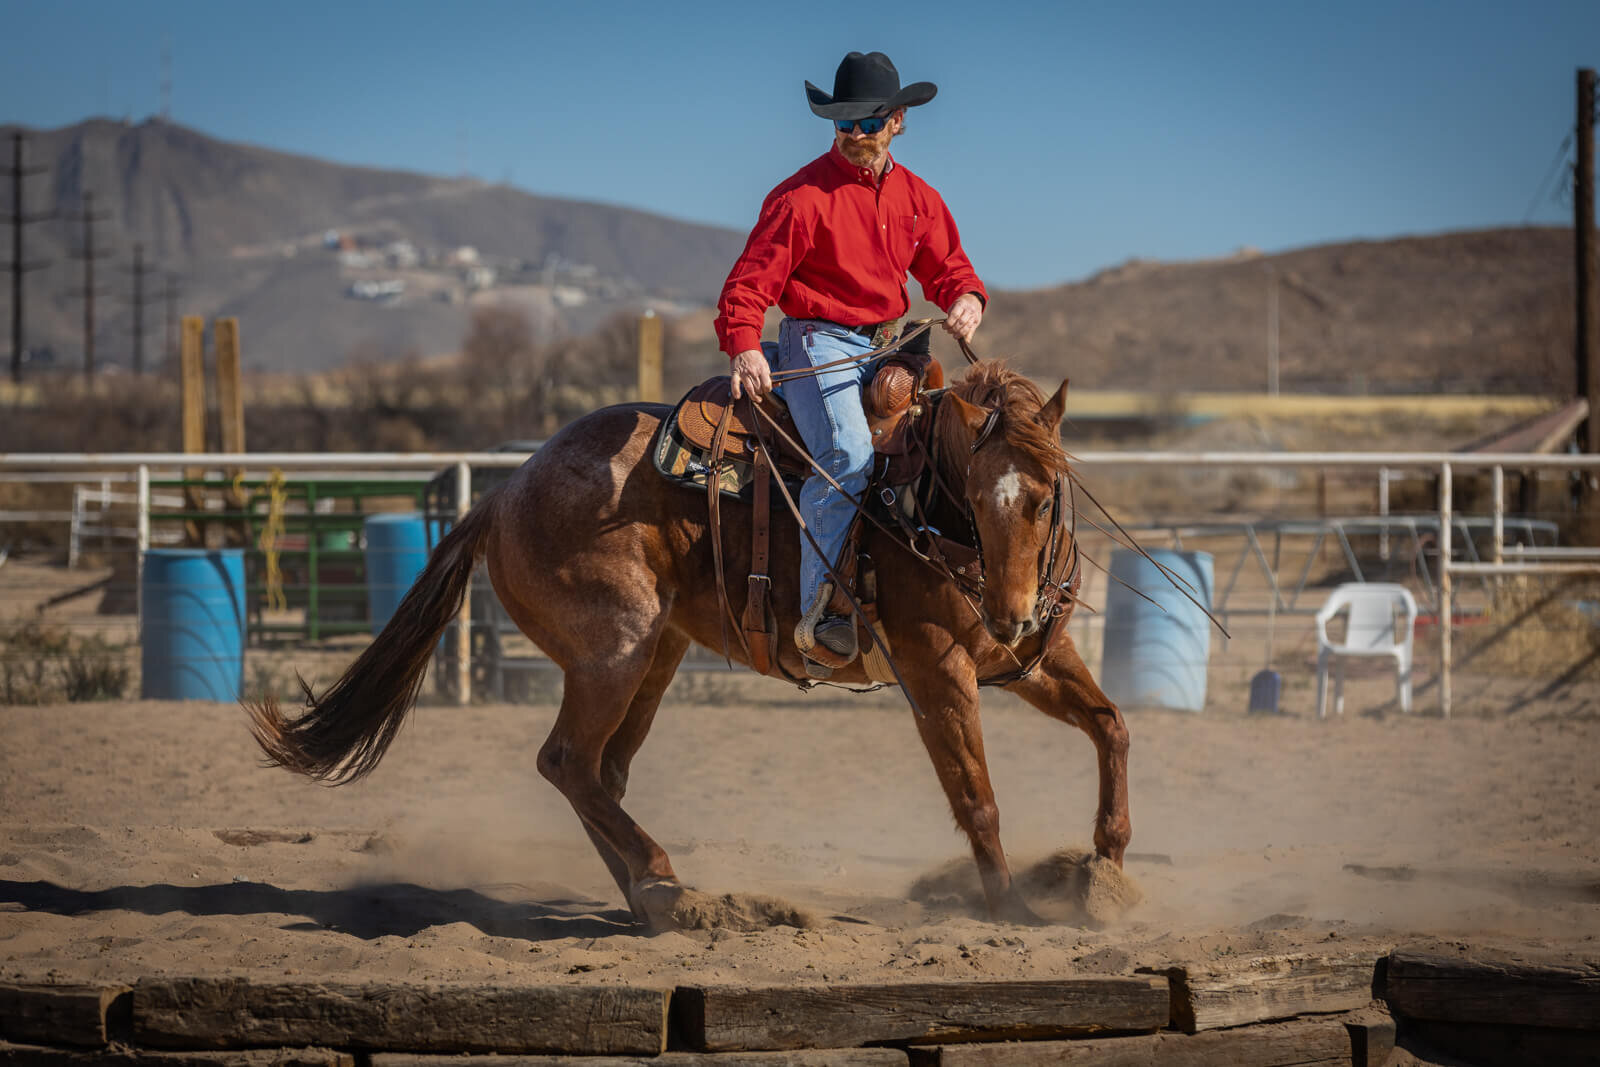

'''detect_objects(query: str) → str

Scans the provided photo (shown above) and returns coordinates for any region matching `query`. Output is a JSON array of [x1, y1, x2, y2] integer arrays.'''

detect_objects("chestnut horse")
[[247, 361, 1131, 929]]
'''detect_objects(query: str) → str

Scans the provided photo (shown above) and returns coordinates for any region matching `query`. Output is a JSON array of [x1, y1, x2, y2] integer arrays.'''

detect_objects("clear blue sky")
[[4, 0, 1598, 290]]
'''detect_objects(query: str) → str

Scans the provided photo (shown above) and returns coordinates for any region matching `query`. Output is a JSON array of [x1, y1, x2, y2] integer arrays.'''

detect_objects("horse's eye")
[[1037, 498, 1052, 519]]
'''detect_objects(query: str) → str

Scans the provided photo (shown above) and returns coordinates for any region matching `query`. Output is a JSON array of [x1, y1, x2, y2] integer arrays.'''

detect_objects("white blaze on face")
[[992, 465, 1023, 511]]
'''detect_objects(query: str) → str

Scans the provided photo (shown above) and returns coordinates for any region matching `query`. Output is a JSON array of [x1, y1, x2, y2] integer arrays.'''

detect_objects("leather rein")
[[706, 317, 1080, 706], [906, 394, 1082, 688]]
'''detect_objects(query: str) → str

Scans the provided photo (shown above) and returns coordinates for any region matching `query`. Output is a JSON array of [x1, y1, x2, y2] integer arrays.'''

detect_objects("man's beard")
[[838, 127, 893, 166]]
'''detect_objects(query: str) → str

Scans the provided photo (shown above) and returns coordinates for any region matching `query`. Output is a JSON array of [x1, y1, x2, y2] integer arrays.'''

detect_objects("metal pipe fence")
[[3, 449, 1599, 715]]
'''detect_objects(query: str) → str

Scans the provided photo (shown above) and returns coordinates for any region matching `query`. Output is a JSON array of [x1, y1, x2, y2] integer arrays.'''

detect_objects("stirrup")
[[795, 582, 858, 668], [801, 656, 835, 680]]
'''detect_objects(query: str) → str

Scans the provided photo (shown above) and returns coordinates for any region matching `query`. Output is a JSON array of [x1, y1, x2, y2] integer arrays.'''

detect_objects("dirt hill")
[[974, 229, 1574, 395]]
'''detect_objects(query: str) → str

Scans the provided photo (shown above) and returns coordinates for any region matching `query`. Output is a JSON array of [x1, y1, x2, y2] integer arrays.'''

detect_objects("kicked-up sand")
[[1, 665, 1597, 990]]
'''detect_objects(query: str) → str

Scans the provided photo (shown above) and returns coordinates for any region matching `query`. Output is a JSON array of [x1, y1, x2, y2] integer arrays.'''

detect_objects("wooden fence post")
[[179, 315, 207, 545], [214, 317, 247, 518], [638, 309, 663, 404]]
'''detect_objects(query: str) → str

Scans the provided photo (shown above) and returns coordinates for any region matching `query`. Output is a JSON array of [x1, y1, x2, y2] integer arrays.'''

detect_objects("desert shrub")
[[0, 621, 72, 704], [0, 377, 178, 454], [0, 621, 131, 704], [60, 635, 131, 701]]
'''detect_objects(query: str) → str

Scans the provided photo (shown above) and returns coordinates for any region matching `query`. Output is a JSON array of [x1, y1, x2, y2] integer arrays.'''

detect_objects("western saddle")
[[652, 340, 950, 682]]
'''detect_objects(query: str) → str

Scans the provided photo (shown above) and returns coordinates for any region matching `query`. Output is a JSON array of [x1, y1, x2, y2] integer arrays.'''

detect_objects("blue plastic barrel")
[[1101, 548, 1214, 712], [140, 548, 246, 701], [363, 513, 430, 634]]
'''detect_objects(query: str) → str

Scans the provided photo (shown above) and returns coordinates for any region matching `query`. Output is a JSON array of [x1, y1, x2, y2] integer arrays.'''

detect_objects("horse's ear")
[[947, 393, 992, 441], [1038, 379, 1069, 432]]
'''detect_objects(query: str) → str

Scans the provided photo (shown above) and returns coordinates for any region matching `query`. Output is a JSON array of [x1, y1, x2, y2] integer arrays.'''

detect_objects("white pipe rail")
[[1502, 545, 1600, 557], [69, 486, 186, 568], [7, 448, 1600, 716], [8, 449, 1600, 470], [0, 452, 532, 470]]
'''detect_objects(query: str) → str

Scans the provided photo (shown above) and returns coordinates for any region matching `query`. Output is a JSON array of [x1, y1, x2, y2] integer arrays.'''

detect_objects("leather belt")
[[844, 318, 903, 349]]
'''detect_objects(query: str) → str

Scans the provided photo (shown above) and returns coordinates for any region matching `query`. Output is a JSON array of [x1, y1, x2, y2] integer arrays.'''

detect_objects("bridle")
[[725, 321, 1081, 708], [927, 401, 1081, 687]]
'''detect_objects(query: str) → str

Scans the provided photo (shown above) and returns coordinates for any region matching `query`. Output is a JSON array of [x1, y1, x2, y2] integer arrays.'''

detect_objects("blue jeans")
[[763, 318, 875, 613]]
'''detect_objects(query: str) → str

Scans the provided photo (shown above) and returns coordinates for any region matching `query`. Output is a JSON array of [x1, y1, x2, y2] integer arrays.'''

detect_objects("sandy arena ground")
[[2, 659, 1597, 992]]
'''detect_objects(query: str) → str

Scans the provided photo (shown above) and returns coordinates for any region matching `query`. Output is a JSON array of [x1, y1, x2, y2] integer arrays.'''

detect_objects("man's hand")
[[942, 292, 984, 341], [729, 349, 772, 399]]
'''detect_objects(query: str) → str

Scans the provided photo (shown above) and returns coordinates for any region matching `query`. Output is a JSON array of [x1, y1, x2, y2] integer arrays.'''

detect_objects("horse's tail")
[[245, 485, 504, 784]]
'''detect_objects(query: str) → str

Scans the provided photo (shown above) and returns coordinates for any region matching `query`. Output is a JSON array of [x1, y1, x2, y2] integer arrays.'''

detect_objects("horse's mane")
[[933, 361, 1070, 489]]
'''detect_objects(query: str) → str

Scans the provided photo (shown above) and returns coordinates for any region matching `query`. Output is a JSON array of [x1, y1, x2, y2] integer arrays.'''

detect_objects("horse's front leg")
[[904, 657, 1042, 925], [1006, 637, 1131, 866]]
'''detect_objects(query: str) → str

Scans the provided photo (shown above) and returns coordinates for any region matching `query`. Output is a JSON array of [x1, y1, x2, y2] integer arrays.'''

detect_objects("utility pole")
[[121, 243, 160, 375], [3, 131, 52, 385], [1578, 68, 1599, 460], [1265, 263, 1280, 396], [162, 272, 181, 371], [64, 190, 113, 382], [160, 36, 172, 122]]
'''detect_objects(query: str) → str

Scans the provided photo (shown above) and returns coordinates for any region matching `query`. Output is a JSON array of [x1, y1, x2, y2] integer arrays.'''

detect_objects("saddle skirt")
[[653, 354, 942, 503]]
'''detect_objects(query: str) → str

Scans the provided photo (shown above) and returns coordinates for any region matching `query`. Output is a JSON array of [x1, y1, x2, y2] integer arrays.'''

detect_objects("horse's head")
[[938, 364, 1071, 647]]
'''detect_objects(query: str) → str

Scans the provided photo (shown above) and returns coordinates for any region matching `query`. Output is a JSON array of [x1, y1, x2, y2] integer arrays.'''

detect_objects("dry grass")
[[0, 619, 131, 704], [1461, 576, 1600, 681]]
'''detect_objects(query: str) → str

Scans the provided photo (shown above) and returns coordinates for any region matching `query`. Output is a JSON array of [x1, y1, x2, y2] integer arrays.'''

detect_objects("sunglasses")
[[834, 115, 889, 134]]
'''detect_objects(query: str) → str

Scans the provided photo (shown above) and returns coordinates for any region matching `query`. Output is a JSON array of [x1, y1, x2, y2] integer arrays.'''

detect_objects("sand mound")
[[635, 880, 815, 933], [909, 847, 1143, 927]]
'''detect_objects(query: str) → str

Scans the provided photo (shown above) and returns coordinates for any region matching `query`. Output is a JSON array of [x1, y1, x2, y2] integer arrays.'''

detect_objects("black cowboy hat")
[[805, 51, 937, 121]]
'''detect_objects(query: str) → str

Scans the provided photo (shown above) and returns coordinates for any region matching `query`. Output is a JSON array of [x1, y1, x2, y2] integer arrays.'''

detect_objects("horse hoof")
[[631, 878, 688, 933], [630, 879, 814, 933]]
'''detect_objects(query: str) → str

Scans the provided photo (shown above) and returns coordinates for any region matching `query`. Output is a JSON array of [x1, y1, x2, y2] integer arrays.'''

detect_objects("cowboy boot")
[[819, 570, 862, 659], [795, 580, 859, 672], [795, 518, 864, 672]]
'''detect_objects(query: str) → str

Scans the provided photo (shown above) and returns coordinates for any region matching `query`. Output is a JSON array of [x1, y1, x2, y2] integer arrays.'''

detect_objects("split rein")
[[719, 317, 1080, 699], [761, 316, 961, 385]]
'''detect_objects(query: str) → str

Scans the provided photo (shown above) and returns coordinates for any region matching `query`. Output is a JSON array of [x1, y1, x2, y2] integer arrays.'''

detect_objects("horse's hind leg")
[[576, 628, 690, 918], [534, 618, 687, 922], [1007, 640, 1131, 865]]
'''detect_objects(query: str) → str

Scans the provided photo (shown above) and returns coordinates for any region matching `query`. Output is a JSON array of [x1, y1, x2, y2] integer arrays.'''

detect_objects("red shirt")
[[714, 145, 987, 356]]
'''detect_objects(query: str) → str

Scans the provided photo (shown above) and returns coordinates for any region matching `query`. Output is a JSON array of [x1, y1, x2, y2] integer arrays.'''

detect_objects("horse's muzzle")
[[983, 610, 1039, 647]]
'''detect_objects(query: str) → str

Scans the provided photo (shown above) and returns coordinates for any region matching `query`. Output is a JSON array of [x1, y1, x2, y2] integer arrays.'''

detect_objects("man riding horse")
[[249, 51, 1138, 932], [716, 50, 987, 677]]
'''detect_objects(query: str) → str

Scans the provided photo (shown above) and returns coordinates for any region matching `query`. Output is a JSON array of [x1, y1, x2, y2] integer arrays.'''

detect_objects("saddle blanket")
[[652, 387, 805, 503]]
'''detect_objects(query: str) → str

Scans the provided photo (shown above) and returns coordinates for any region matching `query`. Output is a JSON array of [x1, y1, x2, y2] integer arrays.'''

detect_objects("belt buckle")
[[870, 320, 900, 349]]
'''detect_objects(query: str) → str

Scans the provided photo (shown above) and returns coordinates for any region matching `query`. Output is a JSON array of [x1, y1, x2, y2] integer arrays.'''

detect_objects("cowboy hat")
[[805, 51, 937, 121]]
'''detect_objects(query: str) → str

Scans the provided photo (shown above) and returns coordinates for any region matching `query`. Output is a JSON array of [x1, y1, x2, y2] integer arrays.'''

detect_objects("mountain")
[[0, 119, 1578, 396], [0, 118, 748, 372]]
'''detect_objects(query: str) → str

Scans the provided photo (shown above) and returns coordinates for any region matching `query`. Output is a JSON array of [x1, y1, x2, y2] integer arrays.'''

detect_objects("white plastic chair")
[[1314, 582, 1418, 718]]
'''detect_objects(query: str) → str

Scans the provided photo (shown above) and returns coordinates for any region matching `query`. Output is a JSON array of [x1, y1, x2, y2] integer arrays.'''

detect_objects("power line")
[[1523, 131, 1575, 224]]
